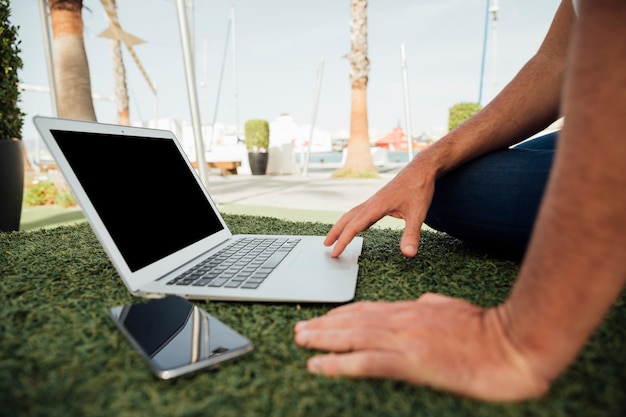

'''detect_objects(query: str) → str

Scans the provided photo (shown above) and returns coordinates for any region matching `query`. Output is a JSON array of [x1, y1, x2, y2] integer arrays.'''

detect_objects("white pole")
[[153, 83, 158, 122], [400, 43, 414, 161], [478, 0, 490, 104], [176, 0, 208, 187], [187, 0, 195, 57], [209, 14, 232, 151], [231, 5, 240, 140], [202, 38, 209, 127], [39, 0, 58, 117], [302, 57, 325, 177], [490, 0, 499, 98]]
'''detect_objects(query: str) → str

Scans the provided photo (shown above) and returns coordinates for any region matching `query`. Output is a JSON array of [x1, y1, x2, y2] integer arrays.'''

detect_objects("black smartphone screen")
[[109, 296, 253, 379]]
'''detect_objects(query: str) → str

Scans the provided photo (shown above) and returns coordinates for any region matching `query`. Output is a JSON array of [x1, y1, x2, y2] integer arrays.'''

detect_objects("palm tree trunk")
[[103, 0, 130, 125], [336, 0, 376, 177], [111, 40, 130, 125], [49, 0, 97, 121], [346, 80, 375, 172]]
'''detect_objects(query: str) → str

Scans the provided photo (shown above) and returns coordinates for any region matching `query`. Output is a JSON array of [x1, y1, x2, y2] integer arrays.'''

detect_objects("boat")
[[374, 127, 429, 151]]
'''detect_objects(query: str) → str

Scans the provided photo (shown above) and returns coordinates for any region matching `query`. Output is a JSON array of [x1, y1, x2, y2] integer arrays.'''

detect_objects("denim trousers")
[[424, 131, 558, 259]]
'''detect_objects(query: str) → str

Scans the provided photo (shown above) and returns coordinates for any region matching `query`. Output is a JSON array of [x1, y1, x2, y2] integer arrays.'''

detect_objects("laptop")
[[33, 116, 363, 303]]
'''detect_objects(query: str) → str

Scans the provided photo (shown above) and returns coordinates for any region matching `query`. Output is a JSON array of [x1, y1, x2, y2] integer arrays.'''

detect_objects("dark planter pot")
[[248, 152, 268, 175], [0, 140, 24, 232]]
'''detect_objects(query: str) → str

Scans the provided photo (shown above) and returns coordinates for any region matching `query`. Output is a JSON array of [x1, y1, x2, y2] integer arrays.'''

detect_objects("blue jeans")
[[424, 131, 558, 259]]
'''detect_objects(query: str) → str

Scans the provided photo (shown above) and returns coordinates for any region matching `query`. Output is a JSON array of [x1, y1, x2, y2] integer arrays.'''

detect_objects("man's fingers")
[[327, 207, 382, 257], [294, 327, 397, 352], [324, 209, 357, 247], [313, 299, 416, 317], [417, 292, 456, 305], [399, 216, 423, 258], [294, 303, 407, 336], [306, 351, 422, 385]]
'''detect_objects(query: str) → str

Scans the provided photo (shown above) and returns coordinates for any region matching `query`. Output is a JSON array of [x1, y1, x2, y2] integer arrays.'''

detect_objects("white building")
[[269, 113, 332, 153]]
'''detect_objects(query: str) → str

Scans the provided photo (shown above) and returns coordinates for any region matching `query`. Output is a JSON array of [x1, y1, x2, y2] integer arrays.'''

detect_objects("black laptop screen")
[[51, 129, 225, 272]]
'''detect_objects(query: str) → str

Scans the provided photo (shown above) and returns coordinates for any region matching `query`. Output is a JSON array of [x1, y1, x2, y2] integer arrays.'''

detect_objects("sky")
[[11, 0, 560, 143]]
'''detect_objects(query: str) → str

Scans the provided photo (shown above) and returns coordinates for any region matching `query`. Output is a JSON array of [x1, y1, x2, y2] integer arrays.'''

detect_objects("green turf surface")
[[1, 215, 624, 416]]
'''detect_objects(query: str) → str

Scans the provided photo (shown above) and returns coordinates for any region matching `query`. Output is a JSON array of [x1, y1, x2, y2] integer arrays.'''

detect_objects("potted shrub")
[[0, 0, 25, 232], [244, 119, 269, 175], [448, 102, 482, 132]]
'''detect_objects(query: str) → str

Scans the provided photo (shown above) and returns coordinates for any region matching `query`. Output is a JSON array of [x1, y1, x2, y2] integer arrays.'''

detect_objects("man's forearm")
[[501, 0, 626, 383]]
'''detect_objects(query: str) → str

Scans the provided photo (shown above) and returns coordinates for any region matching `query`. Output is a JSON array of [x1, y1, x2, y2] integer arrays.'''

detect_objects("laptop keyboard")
[[166, 237, 301, 289]]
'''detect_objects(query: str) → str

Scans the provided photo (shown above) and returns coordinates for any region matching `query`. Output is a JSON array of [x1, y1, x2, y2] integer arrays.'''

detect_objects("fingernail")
[[295, 330, 309, 345], [308, 357, 322, 373], [295, 320, 309, 331]]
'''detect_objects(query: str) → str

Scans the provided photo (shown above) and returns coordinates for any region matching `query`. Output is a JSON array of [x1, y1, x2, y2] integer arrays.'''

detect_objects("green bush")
[[448, 102, 482, 132], [54, 189, 76, 208], [24, 181, 76, 207], [24, 181, 57, 206], [0, 0, 25, 140], [244, 119, 270, 153]]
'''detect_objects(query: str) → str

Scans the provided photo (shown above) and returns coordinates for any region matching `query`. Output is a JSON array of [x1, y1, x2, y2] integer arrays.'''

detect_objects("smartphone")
[[109, 295, 253, 379]]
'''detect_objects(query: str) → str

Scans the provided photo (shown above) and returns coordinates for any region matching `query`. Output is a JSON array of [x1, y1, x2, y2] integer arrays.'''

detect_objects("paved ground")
[[206, 161, 404, 214]]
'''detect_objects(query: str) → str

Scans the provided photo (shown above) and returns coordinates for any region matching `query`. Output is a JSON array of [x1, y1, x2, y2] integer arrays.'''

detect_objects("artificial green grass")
[[1, 215, 624, 416]]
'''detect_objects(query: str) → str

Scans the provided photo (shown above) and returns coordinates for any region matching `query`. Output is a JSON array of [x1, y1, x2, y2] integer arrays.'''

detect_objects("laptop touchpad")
[[288, 250, 352, 270]]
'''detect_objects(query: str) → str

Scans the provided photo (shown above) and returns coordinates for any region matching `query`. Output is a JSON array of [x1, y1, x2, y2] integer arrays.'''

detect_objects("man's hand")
[[294, 293, 550, 402], [324, 165, 435, 258]]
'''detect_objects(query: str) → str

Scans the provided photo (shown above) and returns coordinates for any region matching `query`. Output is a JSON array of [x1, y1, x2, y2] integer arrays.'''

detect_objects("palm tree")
[[334, 0, 376, 178], [48, 0, 97, 120], [101, 0, 130, 125]]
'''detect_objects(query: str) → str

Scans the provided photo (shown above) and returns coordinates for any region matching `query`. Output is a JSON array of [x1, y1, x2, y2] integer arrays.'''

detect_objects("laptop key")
[[208, 277, 229, 287], [251, 269, 272, 279], [192, 278, 213, 286], [261, 250, 291, 269]]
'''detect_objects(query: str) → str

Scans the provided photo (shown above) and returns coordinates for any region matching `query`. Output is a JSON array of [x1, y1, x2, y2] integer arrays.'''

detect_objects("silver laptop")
[[33, 116, 363, 303]]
